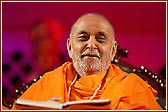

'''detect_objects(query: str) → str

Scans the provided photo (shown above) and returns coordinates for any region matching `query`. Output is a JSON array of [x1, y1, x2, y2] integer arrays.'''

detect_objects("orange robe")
[[11, 62, 162, 110]]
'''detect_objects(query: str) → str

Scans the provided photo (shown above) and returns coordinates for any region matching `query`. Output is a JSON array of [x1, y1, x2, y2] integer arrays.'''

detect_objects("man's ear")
[[111, 41, 118, 61], [67, 38, 72, 58]]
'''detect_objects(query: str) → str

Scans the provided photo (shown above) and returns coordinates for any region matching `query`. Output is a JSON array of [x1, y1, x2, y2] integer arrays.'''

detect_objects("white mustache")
[[81, 50, 101, 58]]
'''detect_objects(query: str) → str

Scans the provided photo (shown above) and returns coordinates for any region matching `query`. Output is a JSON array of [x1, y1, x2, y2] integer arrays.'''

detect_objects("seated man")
[[11, 13, 162, 110]]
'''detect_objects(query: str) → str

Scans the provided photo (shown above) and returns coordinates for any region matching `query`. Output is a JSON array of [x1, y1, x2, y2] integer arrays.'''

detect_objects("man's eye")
[[78, 35, 89, 41], [96, 34, 106, 43], [96, 37, 105, 43]]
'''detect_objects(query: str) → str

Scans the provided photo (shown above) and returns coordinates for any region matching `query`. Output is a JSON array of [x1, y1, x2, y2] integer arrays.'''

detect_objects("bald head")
[[70, 13, 115, 41]]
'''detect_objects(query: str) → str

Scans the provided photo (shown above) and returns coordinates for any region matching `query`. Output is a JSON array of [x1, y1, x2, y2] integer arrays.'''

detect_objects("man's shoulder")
[[41, 62, 73, 79], [119, 72, 151, 92], [25, 62, 73, 91], [110, 64, 150, 89]]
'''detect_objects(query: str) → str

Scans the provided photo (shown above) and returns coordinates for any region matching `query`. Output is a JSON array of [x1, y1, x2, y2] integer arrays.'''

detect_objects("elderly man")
[[11, 13, 162, 110]]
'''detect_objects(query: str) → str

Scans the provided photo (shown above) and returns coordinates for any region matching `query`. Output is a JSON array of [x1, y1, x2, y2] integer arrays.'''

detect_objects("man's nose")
[[86, 36, 97, 49]]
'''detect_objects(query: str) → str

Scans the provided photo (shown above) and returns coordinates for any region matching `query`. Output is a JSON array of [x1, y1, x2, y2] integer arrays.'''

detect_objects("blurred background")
[[2, 1, 166, 108]]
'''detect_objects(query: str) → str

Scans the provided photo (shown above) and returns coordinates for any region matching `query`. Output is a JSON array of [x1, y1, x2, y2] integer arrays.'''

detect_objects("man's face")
[[67, 15, 117, 77]]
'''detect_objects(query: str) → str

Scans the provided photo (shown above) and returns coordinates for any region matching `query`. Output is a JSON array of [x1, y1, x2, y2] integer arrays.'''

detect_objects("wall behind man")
[[2, 2, 166, 73], [1, 1, 166, 106]]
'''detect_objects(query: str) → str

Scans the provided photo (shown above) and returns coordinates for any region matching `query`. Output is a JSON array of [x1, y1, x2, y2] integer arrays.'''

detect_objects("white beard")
[[71, 48, 113, 77]]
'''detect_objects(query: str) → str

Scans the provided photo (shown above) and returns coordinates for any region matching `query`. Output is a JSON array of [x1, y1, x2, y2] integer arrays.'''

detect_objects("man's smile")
[[81, 54, 100, 59]]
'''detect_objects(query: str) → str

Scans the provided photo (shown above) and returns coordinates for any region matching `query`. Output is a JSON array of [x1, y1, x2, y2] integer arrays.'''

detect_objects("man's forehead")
[[75, 16, 112, 31], [70, 13, 115, 38]]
